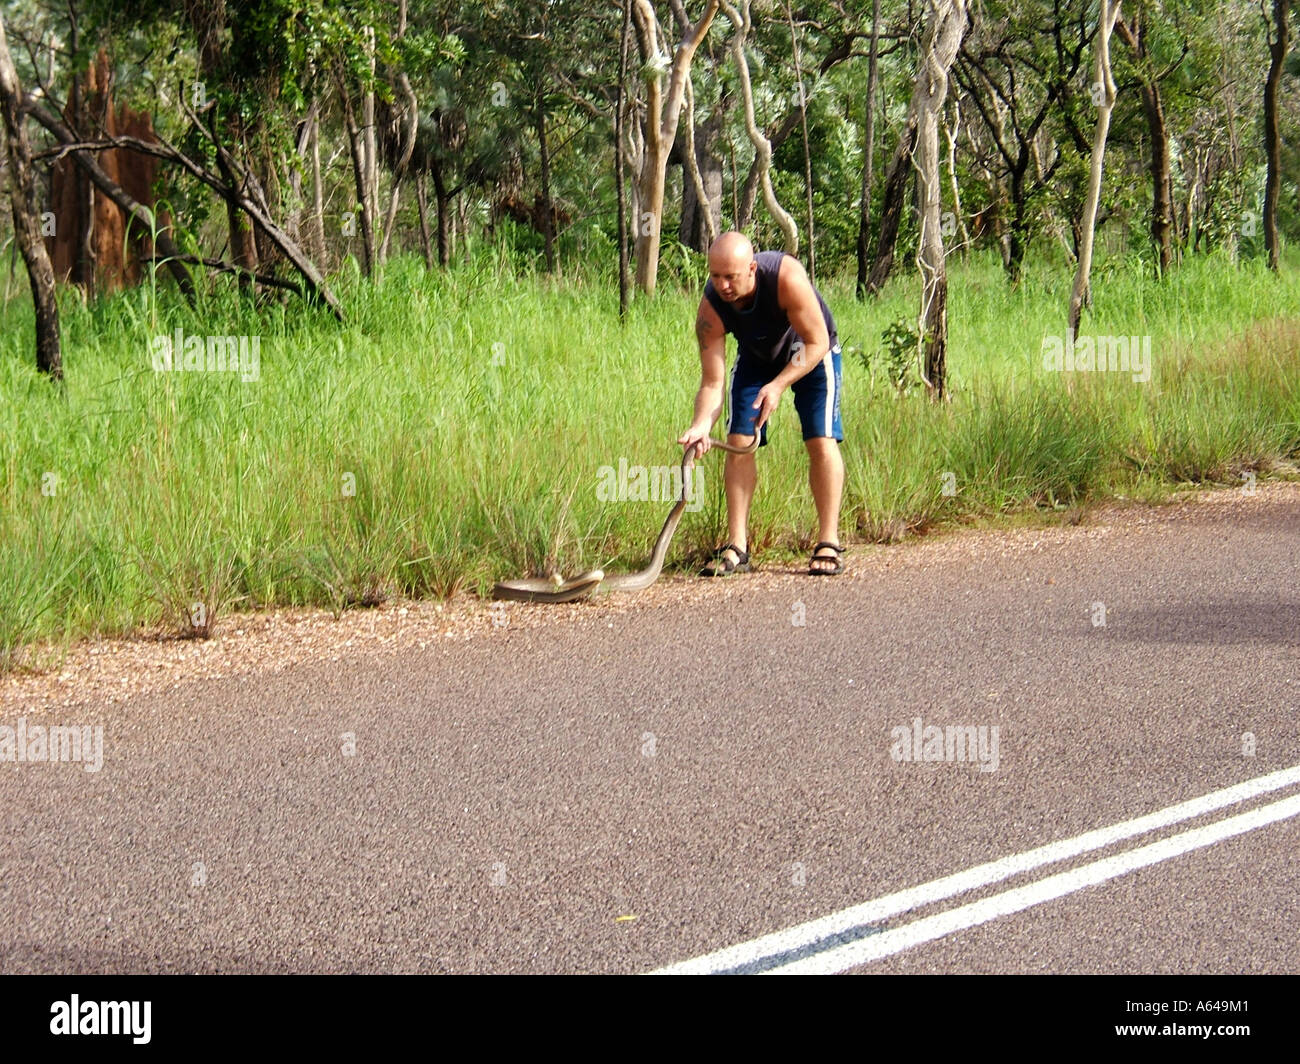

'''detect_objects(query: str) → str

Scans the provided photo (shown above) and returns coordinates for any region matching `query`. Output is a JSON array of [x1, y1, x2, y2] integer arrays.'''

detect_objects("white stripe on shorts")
[[822, 345, 838, 437], [727, 355, 739, 435]]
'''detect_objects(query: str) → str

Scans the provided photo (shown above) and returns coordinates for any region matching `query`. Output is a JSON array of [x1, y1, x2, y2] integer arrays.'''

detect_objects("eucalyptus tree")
[[1261, 0, 1291, 270], [911, 0, 968, 400], [0, 8, 61, 378], [1069, 0, 1123, 338], [629, 0, 719, 295], [1113, 0, 1188, 276], [955, 0, 1094, 282]]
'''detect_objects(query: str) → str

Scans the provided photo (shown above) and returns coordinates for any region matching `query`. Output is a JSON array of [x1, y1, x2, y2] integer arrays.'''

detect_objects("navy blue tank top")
[[703, 250, 837, 364]]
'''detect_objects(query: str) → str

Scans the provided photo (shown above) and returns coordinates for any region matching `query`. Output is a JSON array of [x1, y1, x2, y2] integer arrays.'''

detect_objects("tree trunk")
[[339, 85, 375, 276], [786, 0, 815, 281], [625, 92, 644, 245], [1068, 0, 1121, 337], [677, 74, 721, 251], [536, 86, 555, 272], [415, 170, 433, 269], [1184, 148, 1202, 255], [944, 99, 971, 254], [1006, 167, 1028, 282], [1142, 84, 1172, 276], [66, 8, 94, 295], [720, 0, 798, 252], [187, 2, 259, 287], [617, 0, 632, 317], [185, 0, 258, 290], [380, 1, 417, 262], [286, 100, 313, 245], [249, 122, 282, 275], [0, 12, 61, 379], [630, 0, 719, 296], [1262, 0, 1288, 272], [864, 121, 917, 295], [1115, 14, 1172, 278], [379, 72, 418, 262], [856, 0, 882, 298], [431, 162, 451, 268], [736, 151, 760, 229], [913, 0, 968, 401], [732, 109, 809, 232], [310, 104, 326, 265], [362, 26, 379, 266]]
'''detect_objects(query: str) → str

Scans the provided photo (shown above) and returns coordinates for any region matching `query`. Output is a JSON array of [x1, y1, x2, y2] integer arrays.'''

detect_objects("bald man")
[[678, 232, 845, 576]]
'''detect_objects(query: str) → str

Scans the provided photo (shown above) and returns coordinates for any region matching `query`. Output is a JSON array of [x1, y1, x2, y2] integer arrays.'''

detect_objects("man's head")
[[707, 232, 757, 307]]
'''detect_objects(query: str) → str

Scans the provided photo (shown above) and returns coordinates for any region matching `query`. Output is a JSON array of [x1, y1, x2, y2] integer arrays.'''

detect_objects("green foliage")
[[853, 315, 922, 394], [659, 242, 708, 289]]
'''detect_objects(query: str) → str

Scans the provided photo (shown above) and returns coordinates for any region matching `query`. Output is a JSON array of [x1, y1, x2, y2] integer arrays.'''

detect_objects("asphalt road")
[[2, 486, 1297, 974]]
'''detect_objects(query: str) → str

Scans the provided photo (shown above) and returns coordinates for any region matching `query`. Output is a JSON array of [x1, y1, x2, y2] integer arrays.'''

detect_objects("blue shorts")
[[727, 343, 843, 445]]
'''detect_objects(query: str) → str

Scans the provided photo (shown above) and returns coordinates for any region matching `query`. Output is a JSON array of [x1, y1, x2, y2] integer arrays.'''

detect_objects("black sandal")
[[809, 541, 845, 576], [701, 543, 751, 577]]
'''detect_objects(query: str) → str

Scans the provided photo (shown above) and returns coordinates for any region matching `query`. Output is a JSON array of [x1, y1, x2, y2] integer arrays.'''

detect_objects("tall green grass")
[[1, 248, 1298, 668]]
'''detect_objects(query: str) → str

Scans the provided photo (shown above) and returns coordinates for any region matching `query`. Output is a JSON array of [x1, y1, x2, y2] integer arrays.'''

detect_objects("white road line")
[[768, 790, 1300, 974], [650, 763, 1300, 975]]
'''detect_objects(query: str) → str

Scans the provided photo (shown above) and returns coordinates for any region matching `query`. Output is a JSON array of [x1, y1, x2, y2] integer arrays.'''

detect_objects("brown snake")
[[492, 432, 760, 603]]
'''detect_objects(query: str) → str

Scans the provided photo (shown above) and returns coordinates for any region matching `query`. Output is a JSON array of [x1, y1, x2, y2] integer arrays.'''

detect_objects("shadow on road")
[[1095, 598, 1300, 646]]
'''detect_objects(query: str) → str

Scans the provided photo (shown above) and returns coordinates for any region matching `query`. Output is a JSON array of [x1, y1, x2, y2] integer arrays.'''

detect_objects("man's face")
[[709, 258, 757, 305]]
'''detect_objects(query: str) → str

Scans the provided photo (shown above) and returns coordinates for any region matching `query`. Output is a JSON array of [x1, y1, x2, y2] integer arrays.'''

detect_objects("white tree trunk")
[[631, 0, 719, 296], [379, 71, 419, 262], [720, 0, 798, 252], [310, 103, 326, 265], [362, 25, 379, 268], [682, 73, 718, 247], [912, 0, 968, 401], [943, 97, 970, 254], [1069, 0, 1122, 337], [380, 2, 417, 263]]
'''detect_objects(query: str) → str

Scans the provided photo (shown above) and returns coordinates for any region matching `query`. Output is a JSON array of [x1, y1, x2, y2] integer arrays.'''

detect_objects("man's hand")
[[752, 379, 786, 431], [677, 422, 713, 459]]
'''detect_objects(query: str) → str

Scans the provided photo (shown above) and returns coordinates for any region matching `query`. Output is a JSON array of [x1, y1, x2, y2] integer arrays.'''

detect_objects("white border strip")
[[768, 790, 1300, 973], [651, 764, 1300, 975]]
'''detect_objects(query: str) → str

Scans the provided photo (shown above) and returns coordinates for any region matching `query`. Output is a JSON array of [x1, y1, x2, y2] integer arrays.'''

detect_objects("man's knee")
[[804, 435, 841, 454], [724, 442, 757, 473]]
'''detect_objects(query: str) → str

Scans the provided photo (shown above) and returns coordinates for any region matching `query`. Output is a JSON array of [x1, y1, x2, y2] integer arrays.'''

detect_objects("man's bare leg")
[[719, 431, 759, 564], [806, 436, 844, 571]]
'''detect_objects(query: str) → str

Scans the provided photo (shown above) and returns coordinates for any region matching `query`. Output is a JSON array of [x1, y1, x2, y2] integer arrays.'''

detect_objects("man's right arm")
[[679, 297, 727, 456]]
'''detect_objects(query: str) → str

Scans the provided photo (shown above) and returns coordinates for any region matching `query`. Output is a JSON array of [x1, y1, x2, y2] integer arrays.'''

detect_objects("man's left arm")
[[751, 256, 830, 428]]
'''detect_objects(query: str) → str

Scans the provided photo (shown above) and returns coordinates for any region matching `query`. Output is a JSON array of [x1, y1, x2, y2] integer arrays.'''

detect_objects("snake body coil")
[[492, 434, 759, 603]]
